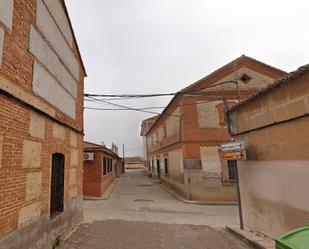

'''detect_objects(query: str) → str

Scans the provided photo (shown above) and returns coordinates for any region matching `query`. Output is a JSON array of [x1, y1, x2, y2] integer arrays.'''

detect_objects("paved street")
[[61, 169, 252, 249]]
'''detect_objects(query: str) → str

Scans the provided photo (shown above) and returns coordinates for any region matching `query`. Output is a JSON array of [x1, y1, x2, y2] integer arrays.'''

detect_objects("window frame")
[[227, 160, 237, 182]]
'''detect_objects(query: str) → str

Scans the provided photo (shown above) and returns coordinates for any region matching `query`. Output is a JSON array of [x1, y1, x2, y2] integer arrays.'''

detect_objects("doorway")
[[156, 159, 160, 178]]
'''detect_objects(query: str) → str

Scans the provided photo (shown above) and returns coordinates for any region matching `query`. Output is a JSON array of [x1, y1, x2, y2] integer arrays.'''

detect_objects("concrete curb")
[[83, 179, 118, 201], [151, 178, 237, 206], [226, 226, 275, 249]]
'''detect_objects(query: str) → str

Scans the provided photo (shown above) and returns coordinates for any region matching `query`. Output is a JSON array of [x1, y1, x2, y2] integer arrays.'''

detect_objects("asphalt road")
[[61, 169, 252, 249]]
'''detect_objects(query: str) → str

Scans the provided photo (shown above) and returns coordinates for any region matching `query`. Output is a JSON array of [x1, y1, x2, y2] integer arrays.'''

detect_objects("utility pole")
[[223, 100, 244, 230], [122, 144, 125, 173], [233, 63, 241, 102]]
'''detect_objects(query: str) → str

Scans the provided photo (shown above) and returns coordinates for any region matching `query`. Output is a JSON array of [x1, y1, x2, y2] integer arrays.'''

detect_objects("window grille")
[[50, 153, 65, 219]]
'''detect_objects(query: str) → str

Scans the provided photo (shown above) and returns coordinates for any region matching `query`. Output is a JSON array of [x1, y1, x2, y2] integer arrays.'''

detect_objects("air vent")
[[240, 74, 252, 84]]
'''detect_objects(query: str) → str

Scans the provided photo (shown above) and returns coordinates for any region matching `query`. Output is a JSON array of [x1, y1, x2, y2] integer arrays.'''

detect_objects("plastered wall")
[[238, 161, 309, 238], [231, 70, 309, 237]]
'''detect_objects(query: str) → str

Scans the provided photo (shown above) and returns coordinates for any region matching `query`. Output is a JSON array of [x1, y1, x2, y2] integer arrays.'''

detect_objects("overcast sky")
[[66, 0, 309, 157]]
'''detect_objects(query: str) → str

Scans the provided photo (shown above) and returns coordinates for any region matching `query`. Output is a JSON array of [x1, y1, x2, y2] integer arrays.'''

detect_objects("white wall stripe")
[[43, 0, 73, 47], [36, 0, 79, 81], [29, 25, 77, 98], [32, 62, 76, 119], [0, 0, 14, 30]]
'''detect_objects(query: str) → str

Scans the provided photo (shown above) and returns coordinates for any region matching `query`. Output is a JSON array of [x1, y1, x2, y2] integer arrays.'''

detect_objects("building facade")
[[83, 142, 121, 198], [141, 56, 286, 202], [228, 64, 309, 238], [124, 157, 144, 170], [0, 1, 86, 248], [140, 115, 159, 169]]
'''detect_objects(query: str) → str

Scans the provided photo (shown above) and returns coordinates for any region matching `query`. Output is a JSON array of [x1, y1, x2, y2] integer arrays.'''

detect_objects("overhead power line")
[[83, 80, 239, 99], [85, 96, 161, 115]]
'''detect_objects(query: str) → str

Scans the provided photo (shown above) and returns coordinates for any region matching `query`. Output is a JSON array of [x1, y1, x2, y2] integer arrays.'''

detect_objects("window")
[[164, 158, 169, 175], [107, 158, 110, 173], [156, 159, 161, 178], [50, 153, 65, 219], [110, 159, 113, 172], [103, 157, 107, 175], [227, 160, 237, 181], [240, 74, 252, 84], [163, 124, 167, 138]]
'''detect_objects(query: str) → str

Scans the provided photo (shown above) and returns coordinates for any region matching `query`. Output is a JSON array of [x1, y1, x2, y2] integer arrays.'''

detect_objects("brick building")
[[228, 63, 309, 238], [0, 1, 86, 248], [141, 55, 286, 202], [83, 142, 121, 198], [140, 115, 159, 169]]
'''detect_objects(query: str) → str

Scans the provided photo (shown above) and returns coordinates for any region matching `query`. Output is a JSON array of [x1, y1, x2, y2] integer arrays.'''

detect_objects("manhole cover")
[[136, 184, 154, 187], [134, 199, 154, 202]]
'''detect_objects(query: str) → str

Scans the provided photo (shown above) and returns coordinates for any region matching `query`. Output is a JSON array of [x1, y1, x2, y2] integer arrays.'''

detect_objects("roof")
[[140, 114, 160, 136], [230, 63, 309, 112], [144, 114, 160, 122], [62, 0, 87, 76], [84, 141, 119, 157], [180, 55, 286, 93], [145, 55, 286, 136]]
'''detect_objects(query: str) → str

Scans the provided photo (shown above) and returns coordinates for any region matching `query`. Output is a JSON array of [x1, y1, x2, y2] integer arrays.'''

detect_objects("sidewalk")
[[226, 226, 275, 249], [152, 178, 237, 206]]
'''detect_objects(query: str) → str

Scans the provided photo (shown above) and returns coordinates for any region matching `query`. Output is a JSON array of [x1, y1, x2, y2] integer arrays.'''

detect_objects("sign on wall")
[[221, 141, 246, 161], [221, 141, 245, 151]]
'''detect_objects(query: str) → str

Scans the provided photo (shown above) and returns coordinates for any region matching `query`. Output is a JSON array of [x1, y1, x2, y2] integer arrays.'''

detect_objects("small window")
[[163, 125, 167, 138], [107, 158, 110, 173], [240, 74, 251, 84], [103, 157, 107, 175], [110, 159, 113, 172], [50, 153, 65, 219], [164, 158, 169, 175], [227, 160, 237, 181]]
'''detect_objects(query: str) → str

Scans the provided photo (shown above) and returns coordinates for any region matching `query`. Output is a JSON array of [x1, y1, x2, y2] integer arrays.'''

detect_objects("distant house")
[[141, 55, 286, 202], [140, 115, 160, 170], [228, 63, 309, 238], [0, 1, 86, 248], [125, 157, 144, 170], [83, 142, 122, 197]]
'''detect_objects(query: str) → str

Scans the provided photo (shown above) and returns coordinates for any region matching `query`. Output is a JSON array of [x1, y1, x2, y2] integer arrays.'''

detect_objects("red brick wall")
[[83, 150, 114, 197], [0, 94, 84, 237], [0, 0, 85, 240], [0, 0, 85, 131]]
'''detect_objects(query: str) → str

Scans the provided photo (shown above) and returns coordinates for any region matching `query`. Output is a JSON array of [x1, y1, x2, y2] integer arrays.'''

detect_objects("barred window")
[[103, 157, 107, 175], [50, 153, 65, 219]]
